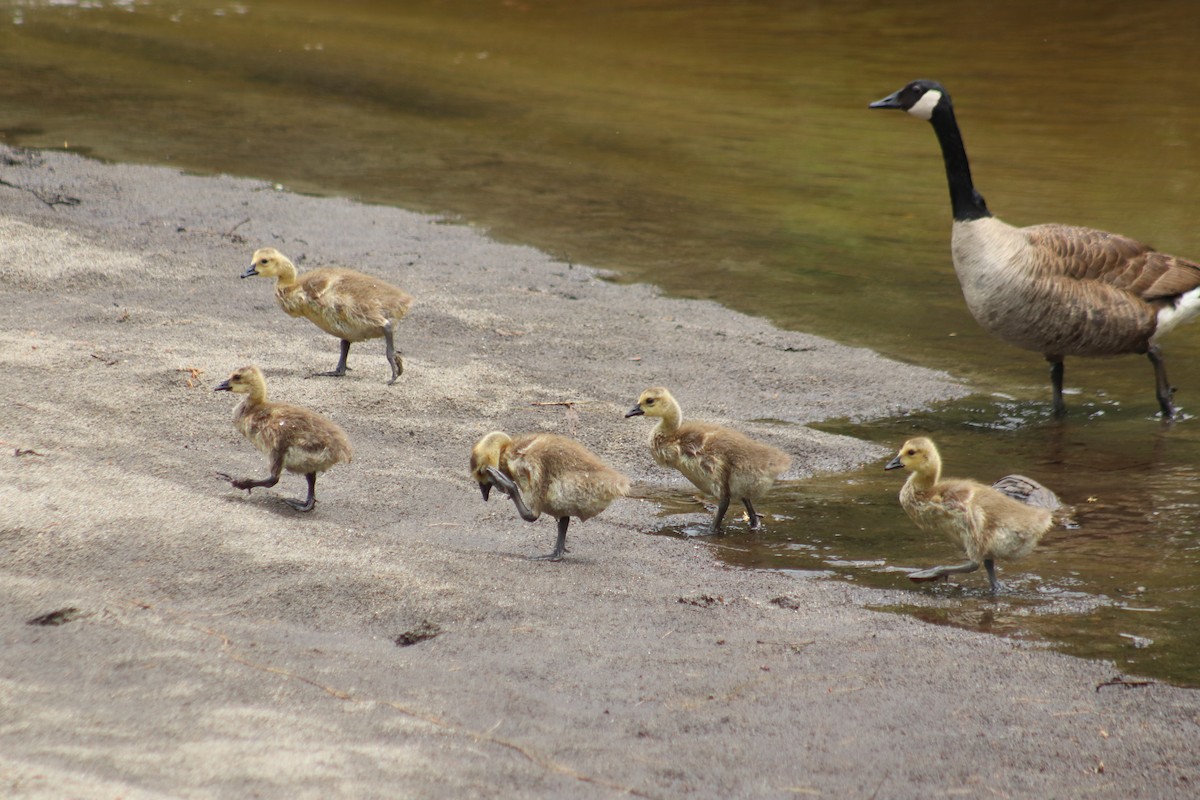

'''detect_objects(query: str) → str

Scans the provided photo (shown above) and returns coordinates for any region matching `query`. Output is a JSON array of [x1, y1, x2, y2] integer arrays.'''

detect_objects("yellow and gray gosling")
[[214, 365, 352, 512], [871, 80, 1200, 418], [470, 431, 629, 561], [885, 437, 1057, 593], [242, 247, 414, 384], [625, 386, 790, 534]]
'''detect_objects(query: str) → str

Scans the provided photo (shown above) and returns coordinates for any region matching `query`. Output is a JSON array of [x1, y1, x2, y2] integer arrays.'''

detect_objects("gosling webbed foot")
[[216, 472, 278, 494], [386, 354, 404, 385], [908, 560, 981, 584], [743, 498, 762, 530], [283, 496, 317, 512], [530, 518, 569, 562]]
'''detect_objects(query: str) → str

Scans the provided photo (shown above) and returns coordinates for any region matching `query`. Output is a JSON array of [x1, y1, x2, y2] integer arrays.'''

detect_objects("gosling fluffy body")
[[243, 247, 414, 384], [626, 387, 790, 533], [870, 80, 1200, 418], [470, 431, 629, 561], [215, 365, 352, 511], [885, 436, 1054, 592]]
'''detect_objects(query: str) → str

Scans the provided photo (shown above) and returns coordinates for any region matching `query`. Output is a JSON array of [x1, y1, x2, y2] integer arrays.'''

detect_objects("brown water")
[[2, 0, 1198, 685]]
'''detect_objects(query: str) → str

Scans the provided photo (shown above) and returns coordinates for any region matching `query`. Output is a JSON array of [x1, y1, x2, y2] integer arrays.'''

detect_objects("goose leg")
[[313, 340, 352, 378], [908, 559, 980, 583], [531, 516, 569, 561], [742, 498, 762, 530], [1147, 344, 1176, 419], [283, 473, 318, 512], [711, 496, 731, 534], [1047, 357, 1067, 416], [383, 322, 404, 385]]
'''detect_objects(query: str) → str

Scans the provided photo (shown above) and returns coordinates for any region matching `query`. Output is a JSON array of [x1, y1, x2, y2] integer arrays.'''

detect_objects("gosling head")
[[470, 431, 513, 501], [625, 386, 674, 419], [868, 79, 948, 122], [213, 365, 267, 397], [885, 437, 940, 475], [241, 247, 295, 280]]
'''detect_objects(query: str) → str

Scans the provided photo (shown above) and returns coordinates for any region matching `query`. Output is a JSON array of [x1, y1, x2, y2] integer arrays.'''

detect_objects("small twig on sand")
[[1095, 676, 1154, 692]]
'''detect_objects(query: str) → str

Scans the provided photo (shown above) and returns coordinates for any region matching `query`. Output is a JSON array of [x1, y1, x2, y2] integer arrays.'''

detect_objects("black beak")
[[479, 482, 492, 501], [624, 404, 644, 418], [869, 90, 905, 110], [240, 265, 259, 279], [213, 379, 232, 392], [884, 455, 903, 470]]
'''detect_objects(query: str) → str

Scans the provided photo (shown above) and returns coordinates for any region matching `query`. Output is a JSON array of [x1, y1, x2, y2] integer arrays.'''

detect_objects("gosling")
[[242, 247, 414, 384], [214, 365, 352, 512], [625, 386, 791, 534], [885, 437, 1057, 593], [470, 431, 630, 561]]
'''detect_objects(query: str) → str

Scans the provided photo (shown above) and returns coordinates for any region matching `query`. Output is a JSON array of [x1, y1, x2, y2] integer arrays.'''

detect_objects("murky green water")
[[2, 0, 1198, 685]]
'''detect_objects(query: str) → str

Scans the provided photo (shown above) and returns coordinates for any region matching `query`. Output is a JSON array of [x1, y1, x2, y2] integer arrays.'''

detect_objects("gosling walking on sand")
[[215, 365, 352, 512], [242, 247, 414, 384], [470, 431, 629, 562], [626, 386, 790, 534]]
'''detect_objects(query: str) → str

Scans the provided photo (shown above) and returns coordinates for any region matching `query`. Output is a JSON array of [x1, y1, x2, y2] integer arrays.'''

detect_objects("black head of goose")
[[871, 80, 1200, 419]]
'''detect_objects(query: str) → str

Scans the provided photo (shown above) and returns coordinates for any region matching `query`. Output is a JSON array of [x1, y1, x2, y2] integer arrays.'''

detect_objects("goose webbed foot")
[[484, 466, 518, 498], [530, 517, 569, 562], [710, 496, 731, 535], [984, 559, 1007, 594], [383, 324, 404, 385], [282, 473, 318, 512], [908, 560, 981, 583], [312, 339, 352, 379]]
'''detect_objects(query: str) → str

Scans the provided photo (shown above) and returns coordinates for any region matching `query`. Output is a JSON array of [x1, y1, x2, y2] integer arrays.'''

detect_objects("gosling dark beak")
[[479, 481, 492, 501], [213, 379, 232, 392], [884, 455, 903, 470], [240, 265, 259, 279], [869, 90, 905, 110], [624, 404, 644, 418]]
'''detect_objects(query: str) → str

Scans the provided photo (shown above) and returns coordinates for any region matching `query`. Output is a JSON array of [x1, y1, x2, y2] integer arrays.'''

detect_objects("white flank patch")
[[1153, 285, 1200, 341], [907, 89, 942, 121]]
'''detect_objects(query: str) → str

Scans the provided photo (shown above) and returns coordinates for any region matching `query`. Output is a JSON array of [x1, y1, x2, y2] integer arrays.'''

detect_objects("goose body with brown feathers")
[[885, 437, 1057, 593], [625, 387, 791, 533], [242, 247, 414, 384], [871, 80, 1200, 418], [215, 365, 352, 512], [470, 431, 630, 561]]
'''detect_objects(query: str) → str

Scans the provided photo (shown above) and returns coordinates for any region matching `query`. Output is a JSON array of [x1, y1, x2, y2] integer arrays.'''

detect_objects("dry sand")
[[1, 145, 1197, 798]]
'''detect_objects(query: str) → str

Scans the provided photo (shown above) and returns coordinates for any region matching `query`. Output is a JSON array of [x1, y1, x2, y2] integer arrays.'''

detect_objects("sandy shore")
[[1, 145, 1197, 798]]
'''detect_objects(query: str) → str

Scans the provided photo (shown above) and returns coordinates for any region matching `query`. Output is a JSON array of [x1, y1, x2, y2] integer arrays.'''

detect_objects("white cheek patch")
[[907, 89, 942, 121]]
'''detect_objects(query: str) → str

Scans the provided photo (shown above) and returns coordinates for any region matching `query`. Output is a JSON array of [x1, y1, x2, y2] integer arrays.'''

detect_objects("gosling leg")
[[383, 322, 404, 385], [217, 472, 280, 494], [1147, 344, 1176, 419], [531, 517, 569, 562], [711, 496, 731, 534], [908, 560, 980, 583], [984, 559, 1006, 594], [743, 498, 762, 530], [1047, 357, 1066, 417], [283, 473, 318, 512], [313, 339, 352, 378], [486, 467, 540, 523]]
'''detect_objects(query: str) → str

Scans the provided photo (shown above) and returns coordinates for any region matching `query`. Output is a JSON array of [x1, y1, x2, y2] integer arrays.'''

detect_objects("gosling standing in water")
[[625, 387, 791, 534], [215, 365, 352, 512], [885, 437, 1057, 593], [242, 247, 414, 384], [470, 431, 629, 562]]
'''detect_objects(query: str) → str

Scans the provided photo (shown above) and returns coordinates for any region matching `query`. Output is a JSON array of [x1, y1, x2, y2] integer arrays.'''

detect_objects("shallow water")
[[2, 0, 1198, 685]]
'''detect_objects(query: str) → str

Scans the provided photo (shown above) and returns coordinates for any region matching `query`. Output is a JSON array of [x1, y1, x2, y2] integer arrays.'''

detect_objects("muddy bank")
[[1, 147, 1196, 798]]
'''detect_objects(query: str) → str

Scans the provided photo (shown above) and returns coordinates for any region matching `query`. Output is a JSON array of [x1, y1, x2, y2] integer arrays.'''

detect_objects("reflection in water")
[[1, 0, 1199, 685]]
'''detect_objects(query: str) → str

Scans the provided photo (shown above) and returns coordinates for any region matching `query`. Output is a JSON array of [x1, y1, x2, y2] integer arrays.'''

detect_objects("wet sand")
[[1, 146, 1196, 798]]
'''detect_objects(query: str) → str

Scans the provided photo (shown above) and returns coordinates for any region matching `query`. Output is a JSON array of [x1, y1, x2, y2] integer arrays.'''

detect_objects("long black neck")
[[929, 102, 991, 222]]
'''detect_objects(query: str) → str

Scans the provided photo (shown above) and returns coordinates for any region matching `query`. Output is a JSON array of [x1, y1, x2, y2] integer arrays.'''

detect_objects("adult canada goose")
[[470, 431, 630, 561], [870, 80, 1200, 418], [625, 387, 791, 533], [884, 437, 1058, 593], [242, 247, 414, 384], [214, 365, 352, 512]]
